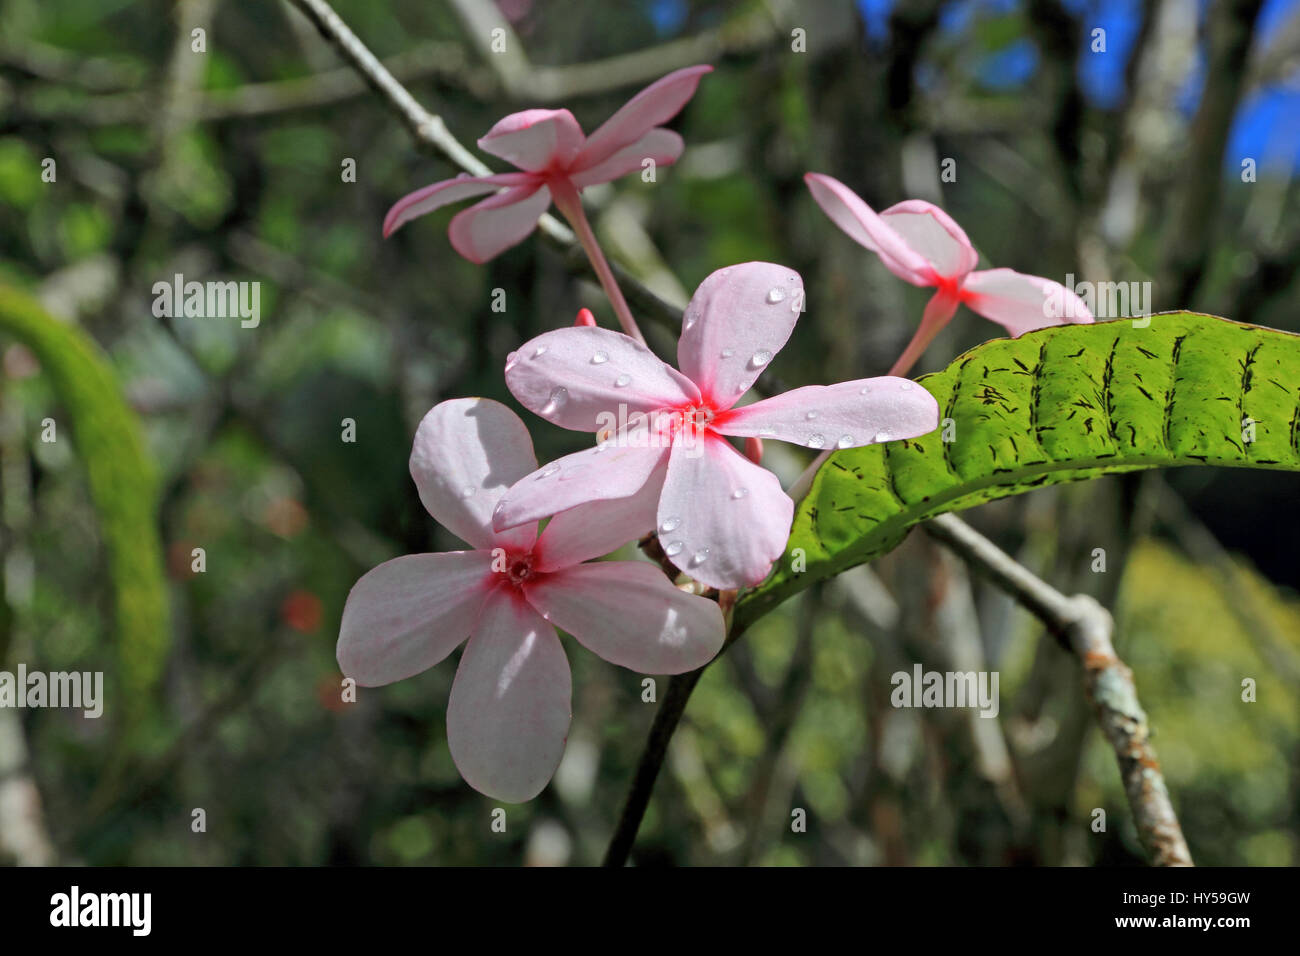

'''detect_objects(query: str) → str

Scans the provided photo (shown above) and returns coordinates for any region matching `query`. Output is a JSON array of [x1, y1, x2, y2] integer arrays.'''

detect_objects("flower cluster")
[[340, 65, 1093, 801]]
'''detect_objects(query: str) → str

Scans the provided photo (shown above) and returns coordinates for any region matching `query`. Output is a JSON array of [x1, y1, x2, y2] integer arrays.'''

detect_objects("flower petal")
[[526, 561, 724, 673], [576, 65, 712, 170], [382, 173, 531, 238], [493, 440, 667, 532], [505, 326, 699, 431], [446, 594, 571, 802], [533, 457, 666, 570], [410, 397, 539, 550], [716, 378, 940, 449], [658, 432, 793, 590], [880, 199, 978, 281], [677, 262, 805, 409], [960, 268, 1095, 337], [337, 551, 494, 686], [448, 183, 552, 263], [478, 108, 585, 171], [804, 173, 934, 286], [570, 128, 684, 188]]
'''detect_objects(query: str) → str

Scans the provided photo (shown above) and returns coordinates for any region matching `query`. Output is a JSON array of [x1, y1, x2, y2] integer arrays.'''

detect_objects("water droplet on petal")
[[460, 485, 476, 499], [837, 435, 854, 449], [541, 386, 568, 415], [873, 431, 890, 443], [806, 433, 826, 449], [590, 351, 608, 365], [859, 385, 871, 395], [690, 549, 710, 567], [531, 345, 548, 358], [900, 382, 913, 390], [720, 348, 734, 358], [737, 379, 755, 393], [615, 374, 631, 387], [538, 465, 560, 479], [731, 488, 749, 500], [749, 349, 772, 369], [660, 516, 681, 533], [758, 426, 776, 436], [805, 411, 818, 421], [664, 540, 684, 557], [766, 287, 785, 304]]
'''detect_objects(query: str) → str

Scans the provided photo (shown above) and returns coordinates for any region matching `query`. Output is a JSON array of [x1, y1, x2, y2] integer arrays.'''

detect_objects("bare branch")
[[924, 513, 1193, 866]]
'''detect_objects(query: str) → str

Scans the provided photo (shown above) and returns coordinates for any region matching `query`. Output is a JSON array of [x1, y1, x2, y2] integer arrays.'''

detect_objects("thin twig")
[[924, 513, 1193, 866]]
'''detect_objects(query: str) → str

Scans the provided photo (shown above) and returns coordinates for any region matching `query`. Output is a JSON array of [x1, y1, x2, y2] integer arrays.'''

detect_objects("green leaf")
[[737, 313, 1300, 630], [0, 285, 168, 709]]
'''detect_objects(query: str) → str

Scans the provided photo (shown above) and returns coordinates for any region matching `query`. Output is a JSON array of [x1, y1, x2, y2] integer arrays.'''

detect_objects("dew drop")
[[720, 347, 734, 358], [614, 374, 631, 387], [664, 540, 684, 557], [758, 426, 776, 436], [749, 349, 772, 369], [805, 411, 818, 421], [689, 549, 710, 567], [837, 435, 854, 449], [731, 488, 749, 500], [859, 385, 871, 395], [765, 287, 786, 304], [538, 465, 560, 479], [873, 431, 890, 443], [660, 516, 681, 533], [806, 433, 827, 449], [590, 351, 608, 365], [541, 386, 568, 415], [531, 345, 548, 359], [900, 382, 913, 390], [459, 485, 475, 499]]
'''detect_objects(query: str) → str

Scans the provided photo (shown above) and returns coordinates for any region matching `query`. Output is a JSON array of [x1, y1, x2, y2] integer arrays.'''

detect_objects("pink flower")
[[382, 65, 712, 262], [805, 174, 1093, 374], [493, 262, 941, 591], [337, 398, 725, 802]]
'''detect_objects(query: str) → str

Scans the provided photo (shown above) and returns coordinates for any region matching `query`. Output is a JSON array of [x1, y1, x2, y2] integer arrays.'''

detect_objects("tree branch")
[[924, 513, 1193, 866]]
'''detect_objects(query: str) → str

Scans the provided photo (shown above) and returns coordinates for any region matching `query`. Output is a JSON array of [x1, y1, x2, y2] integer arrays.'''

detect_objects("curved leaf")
[[737, 312, 1300, 629], [0, 284, 168, 705]]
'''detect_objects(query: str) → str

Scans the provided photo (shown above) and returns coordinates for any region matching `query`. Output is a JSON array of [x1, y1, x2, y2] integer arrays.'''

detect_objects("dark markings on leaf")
[[1067, 348, 1085, 358], [1162, 334, 1187, 452], [1136, 345, 1157, 359]]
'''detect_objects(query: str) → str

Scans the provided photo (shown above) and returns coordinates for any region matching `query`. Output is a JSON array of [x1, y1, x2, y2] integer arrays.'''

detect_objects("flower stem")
[[887, 288, 959, 377], [550, 180, 646, 345]]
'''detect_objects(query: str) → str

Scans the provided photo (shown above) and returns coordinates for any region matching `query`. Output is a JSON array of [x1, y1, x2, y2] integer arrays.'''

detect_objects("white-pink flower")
[[382, 65, 712, 261], [493, 262, 941, 591], [805, 173, 1093, 374], [337, 398, 725, 802]]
